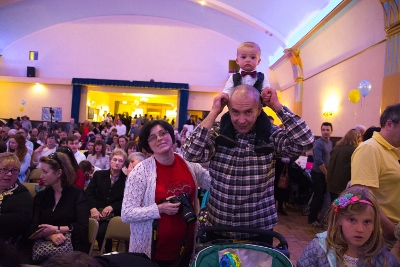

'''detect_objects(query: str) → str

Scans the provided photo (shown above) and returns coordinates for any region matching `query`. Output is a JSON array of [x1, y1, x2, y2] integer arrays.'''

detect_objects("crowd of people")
[[0, 41, 399, 267]]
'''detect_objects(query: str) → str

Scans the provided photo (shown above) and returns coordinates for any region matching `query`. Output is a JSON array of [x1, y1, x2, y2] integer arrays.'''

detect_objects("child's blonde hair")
[[237, 42, 261, 55], [326, 185, 383, 266]]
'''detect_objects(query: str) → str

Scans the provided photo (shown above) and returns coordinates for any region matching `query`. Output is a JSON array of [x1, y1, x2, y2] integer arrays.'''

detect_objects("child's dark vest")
[[232, 72, 264, 93]]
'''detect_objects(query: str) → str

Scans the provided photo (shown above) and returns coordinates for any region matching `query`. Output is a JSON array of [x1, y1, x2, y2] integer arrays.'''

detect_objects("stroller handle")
[[197, 226, 289, 251]]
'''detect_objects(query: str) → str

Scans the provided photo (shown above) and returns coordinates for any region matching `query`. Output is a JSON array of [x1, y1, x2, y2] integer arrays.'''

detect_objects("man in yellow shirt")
[[351, 103, 400, 247]]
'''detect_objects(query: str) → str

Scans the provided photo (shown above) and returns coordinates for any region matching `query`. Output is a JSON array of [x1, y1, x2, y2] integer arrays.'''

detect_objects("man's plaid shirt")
[[182, 106, 314, 238]]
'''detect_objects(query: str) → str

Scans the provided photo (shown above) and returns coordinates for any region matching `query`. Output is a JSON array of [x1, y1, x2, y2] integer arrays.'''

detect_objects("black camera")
[[168, 193, 197, 224]]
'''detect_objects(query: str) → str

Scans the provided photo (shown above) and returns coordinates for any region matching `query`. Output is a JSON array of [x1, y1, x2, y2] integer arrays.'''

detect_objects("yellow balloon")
[[348, 89, 361, 104], [19, 106, 24, 112]]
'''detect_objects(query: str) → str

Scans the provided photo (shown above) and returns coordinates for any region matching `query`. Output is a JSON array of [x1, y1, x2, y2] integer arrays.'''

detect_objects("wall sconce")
[[323, 110, 333, 117], [122, 101, 127, 104], [322, 95, 338, 118]]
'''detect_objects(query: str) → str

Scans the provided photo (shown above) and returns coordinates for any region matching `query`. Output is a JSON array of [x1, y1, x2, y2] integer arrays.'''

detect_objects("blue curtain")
[[71, 78, 189, 125], [72, 78, 189, 90], [71, 85, 81, 123], [178, 90, 189, 131]]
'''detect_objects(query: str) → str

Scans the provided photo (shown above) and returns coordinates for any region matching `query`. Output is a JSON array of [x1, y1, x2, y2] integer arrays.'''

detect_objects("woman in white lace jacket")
[[121, 120, 211, 267]]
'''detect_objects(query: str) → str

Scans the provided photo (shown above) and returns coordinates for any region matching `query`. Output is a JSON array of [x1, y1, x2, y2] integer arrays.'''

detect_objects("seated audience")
[[117, 135, 128, 151], [109, 134, 119, 151], [84, 139, 95, 158], [30, 128, 39, 138], [67, 134, 86, 164], [59, 137, 68, 147], [8, 133, 31, 182], [126, 152, 146, 176], [297, 186, 398, 267], [125, 140, 139, 156], [0, 152, 33, 250], [86, 149, 127, 253], [28, 152, 89, 264], [37, 130, 48, 146], [32, 133, 58, 169], [78, 160, 101, 188], [55, 146, 85, 189], [0, 141, 7, 153], [17, 127, 34, 155], [30, 136, 41, 151], [87, 140, 110, 170]]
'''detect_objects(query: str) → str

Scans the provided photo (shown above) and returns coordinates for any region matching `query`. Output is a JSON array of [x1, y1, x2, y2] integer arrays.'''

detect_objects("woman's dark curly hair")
[[138, 120, 175, 154]]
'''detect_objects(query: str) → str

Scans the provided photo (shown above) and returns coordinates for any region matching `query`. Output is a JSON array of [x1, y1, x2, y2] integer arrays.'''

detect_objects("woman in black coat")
[[85, 148, 127, 253], [28, 152, 89, 264], [0, 152, 33, 264]]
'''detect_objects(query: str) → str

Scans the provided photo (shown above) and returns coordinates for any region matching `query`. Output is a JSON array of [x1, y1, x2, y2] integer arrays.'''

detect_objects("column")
[[381, 0, 400, 109]]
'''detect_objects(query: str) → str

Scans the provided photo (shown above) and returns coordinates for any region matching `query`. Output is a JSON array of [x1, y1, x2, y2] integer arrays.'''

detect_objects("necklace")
[[0, 183, 18, 213]]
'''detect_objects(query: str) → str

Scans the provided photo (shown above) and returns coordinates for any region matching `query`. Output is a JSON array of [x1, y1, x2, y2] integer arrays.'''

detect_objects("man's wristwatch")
[[55, 225, 61, 234]]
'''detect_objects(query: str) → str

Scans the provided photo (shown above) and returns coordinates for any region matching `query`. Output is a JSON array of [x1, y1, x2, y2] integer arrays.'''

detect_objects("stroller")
[[190, 226, 293, 267], [284, 162, 313, 216]]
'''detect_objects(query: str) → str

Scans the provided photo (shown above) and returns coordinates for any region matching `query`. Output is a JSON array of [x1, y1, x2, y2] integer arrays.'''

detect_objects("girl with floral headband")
[[297, 185, 399, 267]]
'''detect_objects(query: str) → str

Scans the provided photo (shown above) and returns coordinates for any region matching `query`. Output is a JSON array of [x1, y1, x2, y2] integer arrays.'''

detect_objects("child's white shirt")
[[223, 68, 270, 96]]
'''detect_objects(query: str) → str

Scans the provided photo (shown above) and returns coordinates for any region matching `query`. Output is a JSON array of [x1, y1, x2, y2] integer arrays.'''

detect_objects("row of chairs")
[[26, 169, 42, 183], [21, 182, 131, 256]]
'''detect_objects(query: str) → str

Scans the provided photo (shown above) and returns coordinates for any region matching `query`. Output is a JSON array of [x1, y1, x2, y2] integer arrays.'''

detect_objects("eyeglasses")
[[0, 168, 20, 174], [111, 158, 125, 164], [147, 130, 169, 142], [48, 152, 62, 166]]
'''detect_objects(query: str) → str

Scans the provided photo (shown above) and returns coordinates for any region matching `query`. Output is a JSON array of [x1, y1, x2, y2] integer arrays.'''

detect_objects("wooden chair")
[[28, 169, 42, 183], [21, 182, 39, 198], [88, 218, 99, 256], [100, 216, 130, 254]]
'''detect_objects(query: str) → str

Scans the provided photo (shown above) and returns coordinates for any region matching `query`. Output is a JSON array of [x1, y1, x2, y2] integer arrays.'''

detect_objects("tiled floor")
[[274, 206, 324, 266]]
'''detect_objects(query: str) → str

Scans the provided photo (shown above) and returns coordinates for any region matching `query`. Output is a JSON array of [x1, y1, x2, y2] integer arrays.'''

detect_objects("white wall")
[[0, 81, 72, 122], [0, 15, 260, 89], [274, 0, 387, 137]]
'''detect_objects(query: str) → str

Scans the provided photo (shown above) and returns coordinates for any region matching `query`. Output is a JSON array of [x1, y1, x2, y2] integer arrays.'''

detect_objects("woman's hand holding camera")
[[158, 196, 180, 216]]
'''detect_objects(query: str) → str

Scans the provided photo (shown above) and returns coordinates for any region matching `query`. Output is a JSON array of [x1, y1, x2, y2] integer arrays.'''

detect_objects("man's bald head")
[[228, 84, 263, 134], [228, 84, 261, 108]]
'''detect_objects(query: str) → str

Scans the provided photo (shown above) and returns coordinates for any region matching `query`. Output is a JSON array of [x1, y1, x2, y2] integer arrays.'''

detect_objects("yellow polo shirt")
[[351, 132, 400, 224]]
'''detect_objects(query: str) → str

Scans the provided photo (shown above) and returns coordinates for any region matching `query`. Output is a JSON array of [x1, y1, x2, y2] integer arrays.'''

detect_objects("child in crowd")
[[217, 41, 272, 153], [297, 185, 399, 267]]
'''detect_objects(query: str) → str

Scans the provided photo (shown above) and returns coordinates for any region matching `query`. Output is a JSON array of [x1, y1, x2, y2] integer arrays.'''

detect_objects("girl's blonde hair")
[[325, 185, 383, 266]]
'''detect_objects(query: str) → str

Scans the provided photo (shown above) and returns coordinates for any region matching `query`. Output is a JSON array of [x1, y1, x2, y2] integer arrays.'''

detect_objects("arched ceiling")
[[0, 0, 342, 65]]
